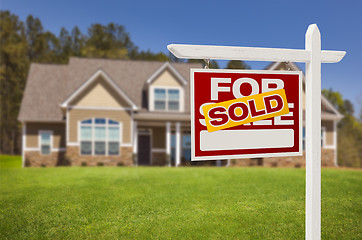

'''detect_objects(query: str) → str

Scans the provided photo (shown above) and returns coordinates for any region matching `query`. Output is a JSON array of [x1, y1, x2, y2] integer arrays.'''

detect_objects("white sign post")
[[168, 24, 345, 240]]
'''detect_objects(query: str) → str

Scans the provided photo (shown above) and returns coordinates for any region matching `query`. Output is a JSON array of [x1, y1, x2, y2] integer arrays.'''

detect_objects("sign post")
[[168, 24, 345, 240]]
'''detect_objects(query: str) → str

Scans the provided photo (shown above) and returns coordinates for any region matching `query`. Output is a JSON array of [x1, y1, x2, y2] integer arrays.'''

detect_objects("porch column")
[[175, 122, 181, 167], [133, 120, 138, 166], [166, 122, 171, 167], [22, 122, 26, 168]]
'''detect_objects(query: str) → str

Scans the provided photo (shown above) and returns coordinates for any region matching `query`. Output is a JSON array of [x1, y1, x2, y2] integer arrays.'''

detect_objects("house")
[[18, 57, 342, 167]]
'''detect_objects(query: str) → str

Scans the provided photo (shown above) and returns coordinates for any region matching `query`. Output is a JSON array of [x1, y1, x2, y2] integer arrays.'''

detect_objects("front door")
[[138, 134, 151, 165]]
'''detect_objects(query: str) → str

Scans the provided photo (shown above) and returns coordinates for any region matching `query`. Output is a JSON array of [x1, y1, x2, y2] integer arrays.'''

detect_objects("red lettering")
[[228, 102, 249, 122], [264, 94, 284, 113], [208, 106, 228, 126]]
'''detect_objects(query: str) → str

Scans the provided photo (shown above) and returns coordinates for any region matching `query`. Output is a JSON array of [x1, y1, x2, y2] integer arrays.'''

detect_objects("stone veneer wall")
[[25, 151, 66, 167], [230, 148, 336, 167], [66, 146, 133, 166]]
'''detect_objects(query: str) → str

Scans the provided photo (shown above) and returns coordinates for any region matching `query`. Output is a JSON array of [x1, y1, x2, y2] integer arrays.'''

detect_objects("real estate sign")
[[191, 69, 302, 161]]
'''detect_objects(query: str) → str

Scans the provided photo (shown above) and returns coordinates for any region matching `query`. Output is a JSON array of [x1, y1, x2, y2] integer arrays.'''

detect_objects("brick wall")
[[66, 146, 133, 166], [25, 151, 66, 167]]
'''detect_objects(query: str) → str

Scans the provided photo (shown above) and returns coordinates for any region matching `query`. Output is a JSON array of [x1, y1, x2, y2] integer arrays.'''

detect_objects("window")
[[153, 88, 180, 111], [80, 118, 120, 156], [40, 131, 51, 155], [182, 134, 191, 161]]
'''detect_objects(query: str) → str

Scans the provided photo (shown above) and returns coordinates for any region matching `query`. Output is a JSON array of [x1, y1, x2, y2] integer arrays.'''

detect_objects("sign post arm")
[[305, 24, 322, 240]]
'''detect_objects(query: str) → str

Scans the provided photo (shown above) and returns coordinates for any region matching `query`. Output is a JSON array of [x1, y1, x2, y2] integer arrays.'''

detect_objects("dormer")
[[146, 62, 187, 112]]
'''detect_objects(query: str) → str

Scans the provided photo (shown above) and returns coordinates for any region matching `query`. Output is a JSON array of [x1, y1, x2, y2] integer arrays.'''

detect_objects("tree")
[[226, 60, 250, 69], [81, 23, 136, 59], [70, 26, 84, 57], [0, 11, 29, 154], [25, 15, 60, 63]]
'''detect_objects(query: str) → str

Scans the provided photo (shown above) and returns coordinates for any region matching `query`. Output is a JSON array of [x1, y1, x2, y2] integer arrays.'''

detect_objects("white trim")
[[24, 148, 66, 152], [38, 130, 53, 155], [166, 122, 171, 167], [67, 105, 133, 111], [52, 148, 66, 152], [333, 120, 338, 167], [149, 85, 184, 112], [67, 142, 79, 146], [146, 62, 187, 86], [130, 110, 134, 148], [66, 109, 69, 144], [321, 127, 326, 148], [133, 121, 138, 154], [22, 123, 26, 167], [61, 69, 138, 110], [152, 148, 166, 153], [175, 122, 181, 167], [24, 147, 40, 151], [321, 96, 343, 117], [121, 143, 132, 147]]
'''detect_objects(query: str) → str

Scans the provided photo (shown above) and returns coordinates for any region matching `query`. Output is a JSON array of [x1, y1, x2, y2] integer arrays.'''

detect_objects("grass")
[[0, 155, 361, 239]]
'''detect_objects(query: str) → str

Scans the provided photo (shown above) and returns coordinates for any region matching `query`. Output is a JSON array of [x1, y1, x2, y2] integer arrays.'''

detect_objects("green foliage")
[[226, 60, 250, 69], [0, 165, 361, 239], [322, 89, 362, 167], [0, 11, 29, 155]]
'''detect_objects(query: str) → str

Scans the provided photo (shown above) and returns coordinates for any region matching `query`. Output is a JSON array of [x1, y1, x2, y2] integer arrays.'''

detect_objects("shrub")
[[97, 162, 104, 167], [81, 161, 87, 167]]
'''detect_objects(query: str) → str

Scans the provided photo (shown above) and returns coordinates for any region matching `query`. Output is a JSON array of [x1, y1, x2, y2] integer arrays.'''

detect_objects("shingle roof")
[[18, 57, 201, 122]]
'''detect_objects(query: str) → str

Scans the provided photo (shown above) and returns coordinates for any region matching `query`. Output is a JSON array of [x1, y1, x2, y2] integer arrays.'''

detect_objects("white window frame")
[[79, 118, 122, 156], [39, 130, 53, 155], [321, 126, 326, 148], [149, 85, 184, 112]]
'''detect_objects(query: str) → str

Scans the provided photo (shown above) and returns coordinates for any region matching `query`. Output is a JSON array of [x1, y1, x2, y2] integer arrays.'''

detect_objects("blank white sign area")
[[200, 129, 294, 151]]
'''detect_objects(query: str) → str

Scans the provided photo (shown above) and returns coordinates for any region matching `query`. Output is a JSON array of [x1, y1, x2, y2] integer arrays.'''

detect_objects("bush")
[[117, 162, 124, 167], [97, 162, 104, 167], [81, 161, 87, 167]]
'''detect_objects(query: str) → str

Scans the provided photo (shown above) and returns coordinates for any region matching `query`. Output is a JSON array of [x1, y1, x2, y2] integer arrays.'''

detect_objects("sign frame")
[[190, 68, 303, 161]]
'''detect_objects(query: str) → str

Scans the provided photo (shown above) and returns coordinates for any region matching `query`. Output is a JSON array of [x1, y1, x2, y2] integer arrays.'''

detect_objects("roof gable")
[[61, 69, 138, 110], [146, 62, 187, 86]]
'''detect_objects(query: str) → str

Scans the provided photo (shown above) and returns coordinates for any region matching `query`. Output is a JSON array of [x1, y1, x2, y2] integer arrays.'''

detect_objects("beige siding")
[[70, 76, 131, 108], [68, 109, 132, 143], [152, 70, 182, 87], [322, 120, 334, 146], [151, 126, 166, 148], [26, 122, 65, 148]]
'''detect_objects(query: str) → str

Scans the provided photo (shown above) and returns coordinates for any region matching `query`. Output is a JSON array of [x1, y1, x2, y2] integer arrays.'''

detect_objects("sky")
[[2, 0, 362, 115]]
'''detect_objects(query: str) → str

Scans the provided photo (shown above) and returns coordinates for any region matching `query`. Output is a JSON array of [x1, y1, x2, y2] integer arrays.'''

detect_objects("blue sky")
[[2, 0, 362, 114]]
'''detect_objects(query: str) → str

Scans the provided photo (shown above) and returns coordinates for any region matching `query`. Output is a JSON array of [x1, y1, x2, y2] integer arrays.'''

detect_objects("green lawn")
[[0, 156, 361, 239]]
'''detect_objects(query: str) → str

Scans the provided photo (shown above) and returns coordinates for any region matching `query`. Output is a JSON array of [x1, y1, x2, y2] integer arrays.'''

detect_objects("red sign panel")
[[191, 69, 302, 161]]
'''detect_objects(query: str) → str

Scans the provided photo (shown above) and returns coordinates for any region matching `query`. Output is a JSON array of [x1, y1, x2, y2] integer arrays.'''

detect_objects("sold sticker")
[[202, 89, 289, 132]]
